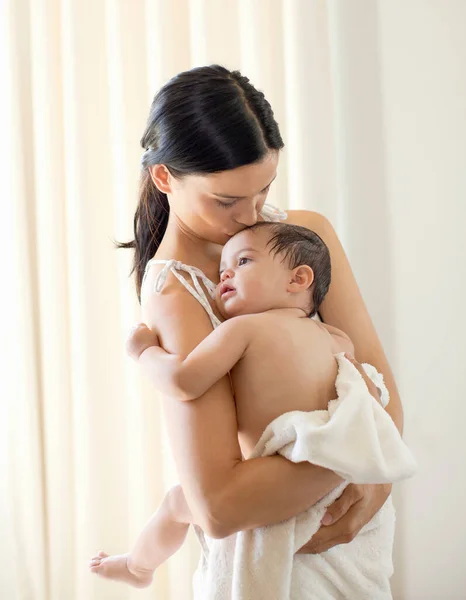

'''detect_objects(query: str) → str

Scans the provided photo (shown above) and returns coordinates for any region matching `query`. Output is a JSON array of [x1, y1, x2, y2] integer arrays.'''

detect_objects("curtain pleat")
[[4, 1, 466, 598]]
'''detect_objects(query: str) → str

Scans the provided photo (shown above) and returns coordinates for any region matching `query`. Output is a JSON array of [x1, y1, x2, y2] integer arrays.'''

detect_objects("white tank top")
[[140, 203, 287, 327]]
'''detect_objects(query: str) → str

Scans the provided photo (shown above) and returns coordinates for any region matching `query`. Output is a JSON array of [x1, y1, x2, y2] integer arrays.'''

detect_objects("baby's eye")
[[238, 257, 251, 267]]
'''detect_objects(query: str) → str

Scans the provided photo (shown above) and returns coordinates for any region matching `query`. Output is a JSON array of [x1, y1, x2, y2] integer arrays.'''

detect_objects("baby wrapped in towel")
[[90, 222, 416, 599]]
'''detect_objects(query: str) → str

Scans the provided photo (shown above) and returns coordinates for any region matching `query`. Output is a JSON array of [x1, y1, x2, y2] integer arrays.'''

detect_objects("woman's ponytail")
[[117, 169, 169, 300]]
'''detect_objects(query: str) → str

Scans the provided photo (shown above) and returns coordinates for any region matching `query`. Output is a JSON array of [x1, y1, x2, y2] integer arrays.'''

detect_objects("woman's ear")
[[149, 164, 172, 194], [287, 265, 314, 293]]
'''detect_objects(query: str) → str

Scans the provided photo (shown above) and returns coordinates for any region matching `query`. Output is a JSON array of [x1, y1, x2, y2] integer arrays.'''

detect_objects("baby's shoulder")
[[223, 313, 264, 330], [232, 311, 292, 342]]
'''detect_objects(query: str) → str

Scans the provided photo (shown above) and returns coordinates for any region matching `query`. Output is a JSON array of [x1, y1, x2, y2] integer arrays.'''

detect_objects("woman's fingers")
[[320, 484, 363, 526], [297, 483, 391, 555], [299, 501, 364, 553], [298, 484, 363, 554]]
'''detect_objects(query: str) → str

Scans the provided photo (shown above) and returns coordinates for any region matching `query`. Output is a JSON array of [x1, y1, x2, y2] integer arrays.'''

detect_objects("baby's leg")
[[89, 485, 193, 588]]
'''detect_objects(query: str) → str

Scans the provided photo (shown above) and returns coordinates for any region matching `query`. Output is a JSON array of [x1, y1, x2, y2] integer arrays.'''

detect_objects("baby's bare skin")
[[229, 313, 350, 456], [127, 311, 353, 457]]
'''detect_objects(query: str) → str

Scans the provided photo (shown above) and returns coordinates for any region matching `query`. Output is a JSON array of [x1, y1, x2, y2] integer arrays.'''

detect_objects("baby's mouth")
[[219, 282, 236, 299]]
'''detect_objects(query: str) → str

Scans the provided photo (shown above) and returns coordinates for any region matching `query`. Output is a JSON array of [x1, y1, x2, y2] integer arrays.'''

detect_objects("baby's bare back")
[[231, 313, 340, 457]]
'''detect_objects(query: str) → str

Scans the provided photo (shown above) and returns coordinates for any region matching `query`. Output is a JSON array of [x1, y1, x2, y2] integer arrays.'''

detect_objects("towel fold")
[[193, 354, 416, 600]]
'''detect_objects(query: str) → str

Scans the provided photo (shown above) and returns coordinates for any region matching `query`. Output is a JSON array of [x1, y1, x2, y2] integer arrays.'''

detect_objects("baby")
[[89, 222, 379, 588]]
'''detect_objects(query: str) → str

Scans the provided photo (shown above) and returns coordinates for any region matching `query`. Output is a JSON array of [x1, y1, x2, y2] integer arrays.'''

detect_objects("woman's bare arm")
[[287, 210, 403, 433], [142, 281, 342, 539]]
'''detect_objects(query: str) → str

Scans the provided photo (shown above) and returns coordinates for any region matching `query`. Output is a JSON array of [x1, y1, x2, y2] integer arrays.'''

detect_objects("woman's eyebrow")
[[213, 174, 277, 199]]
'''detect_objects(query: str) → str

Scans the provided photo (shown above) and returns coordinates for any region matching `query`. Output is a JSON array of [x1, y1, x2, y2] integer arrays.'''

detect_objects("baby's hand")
[[126, 323, 160, 361]]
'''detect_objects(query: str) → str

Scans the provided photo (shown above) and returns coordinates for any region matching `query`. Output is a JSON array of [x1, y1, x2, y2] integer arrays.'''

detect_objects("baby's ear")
[[288, 265, 314, 293]]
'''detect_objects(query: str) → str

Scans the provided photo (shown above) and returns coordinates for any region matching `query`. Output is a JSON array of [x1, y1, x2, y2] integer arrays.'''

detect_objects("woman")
[[123, 65, 402, 573]]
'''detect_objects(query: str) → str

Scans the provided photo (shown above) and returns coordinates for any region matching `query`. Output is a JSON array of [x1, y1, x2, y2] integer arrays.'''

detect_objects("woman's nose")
[[235, 203, 259, 227]]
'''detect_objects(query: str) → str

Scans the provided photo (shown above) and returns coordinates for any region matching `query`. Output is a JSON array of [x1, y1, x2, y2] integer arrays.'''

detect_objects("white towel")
[[192, 354, 417, 600]]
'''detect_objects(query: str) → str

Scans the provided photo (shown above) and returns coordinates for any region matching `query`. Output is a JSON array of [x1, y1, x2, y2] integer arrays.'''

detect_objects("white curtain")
[[2, 1, 466, 599]]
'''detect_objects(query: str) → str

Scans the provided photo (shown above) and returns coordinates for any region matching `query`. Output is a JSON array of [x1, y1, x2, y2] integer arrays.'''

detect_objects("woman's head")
[[149, 152, 279, 247], [121, 65, 284, 299]]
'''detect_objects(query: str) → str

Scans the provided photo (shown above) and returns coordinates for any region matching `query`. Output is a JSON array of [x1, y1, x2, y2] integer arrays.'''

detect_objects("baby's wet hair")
[[247, 222, 331, 317]]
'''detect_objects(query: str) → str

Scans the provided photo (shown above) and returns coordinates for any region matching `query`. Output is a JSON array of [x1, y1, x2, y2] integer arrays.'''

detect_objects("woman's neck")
[[156, 213, 223, 283]]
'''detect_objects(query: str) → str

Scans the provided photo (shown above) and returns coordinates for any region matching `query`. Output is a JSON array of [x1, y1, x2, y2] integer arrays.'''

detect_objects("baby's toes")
[[98, 551, 108, 558]]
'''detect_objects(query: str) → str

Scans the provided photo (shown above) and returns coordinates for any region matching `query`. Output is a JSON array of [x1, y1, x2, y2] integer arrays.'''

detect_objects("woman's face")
[[167, 151, 279, 245]]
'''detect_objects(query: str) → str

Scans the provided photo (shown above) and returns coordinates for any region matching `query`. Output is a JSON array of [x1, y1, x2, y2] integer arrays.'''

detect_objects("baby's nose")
[[221, 269, 234, 282]]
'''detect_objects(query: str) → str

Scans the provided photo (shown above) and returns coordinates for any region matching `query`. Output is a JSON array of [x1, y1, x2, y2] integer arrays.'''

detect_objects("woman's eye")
[[216, 199, 238, 209], [238, 257, 251, 267]]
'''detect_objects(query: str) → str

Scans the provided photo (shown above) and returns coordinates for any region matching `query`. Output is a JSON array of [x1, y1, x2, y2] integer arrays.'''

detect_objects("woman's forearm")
[[382, 380, 403, 434], [358, 348, 403, 434], [206, 457, 343, 538]]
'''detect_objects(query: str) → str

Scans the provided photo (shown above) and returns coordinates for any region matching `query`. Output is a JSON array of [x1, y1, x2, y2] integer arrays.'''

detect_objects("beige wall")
[[331, 1, 466, 598], [378, 2, 466, 598]]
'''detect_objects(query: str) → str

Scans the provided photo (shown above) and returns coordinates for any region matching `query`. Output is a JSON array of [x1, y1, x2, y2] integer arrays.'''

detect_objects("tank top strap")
[[142, 259, 221, 329], [260, 202, 288, 223]]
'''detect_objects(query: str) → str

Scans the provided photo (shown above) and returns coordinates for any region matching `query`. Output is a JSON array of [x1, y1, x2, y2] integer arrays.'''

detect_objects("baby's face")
[[216, 228, 291, 318]]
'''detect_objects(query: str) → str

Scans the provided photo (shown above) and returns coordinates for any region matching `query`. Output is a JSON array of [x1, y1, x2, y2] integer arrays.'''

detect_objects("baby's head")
[[216, 222, 331, 319]]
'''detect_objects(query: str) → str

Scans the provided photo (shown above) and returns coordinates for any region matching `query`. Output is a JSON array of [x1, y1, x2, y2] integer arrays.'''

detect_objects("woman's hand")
[[297, 482, 391, 554], [126, 323, 160, 361]]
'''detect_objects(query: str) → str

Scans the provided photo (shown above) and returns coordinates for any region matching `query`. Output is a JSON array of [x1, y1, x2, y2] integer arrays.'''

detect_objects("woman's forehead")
[[194, 152, 279, 196]]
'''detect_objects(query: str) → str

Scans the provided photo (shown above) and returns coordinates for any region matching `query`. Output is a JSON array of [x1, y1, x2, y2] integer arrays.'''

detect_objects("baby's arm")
[[127, 317, 252, 401]]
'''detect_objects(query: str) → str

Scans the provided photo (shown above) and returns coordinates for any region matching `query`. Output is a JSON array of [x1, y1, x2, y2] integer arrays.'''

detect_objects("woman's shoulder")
[[284, 209, 334, 234], [284, 210, 341, 251], [142, 272, 206, 321], [142, 286, 219, 353]]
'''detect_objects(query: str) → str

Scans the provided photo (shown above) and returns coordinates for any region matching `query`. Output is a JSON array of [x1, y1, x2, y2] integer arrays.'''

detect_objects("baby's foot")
[[89, 551, 153, 588], [126, 323, 159, 361]]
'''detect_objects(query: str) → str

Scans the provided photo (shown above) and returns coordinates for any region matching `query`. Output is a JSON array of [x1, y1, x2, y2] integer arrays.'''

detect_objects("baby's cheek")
[[248, 280, 269, 304]]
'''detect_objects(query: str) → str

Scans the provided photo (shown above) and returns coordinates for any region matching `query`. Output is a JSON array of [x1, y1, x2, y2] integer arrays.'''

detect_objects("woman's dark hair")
[[118, 65, 284, 300], [248, 222, 331, 317]]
